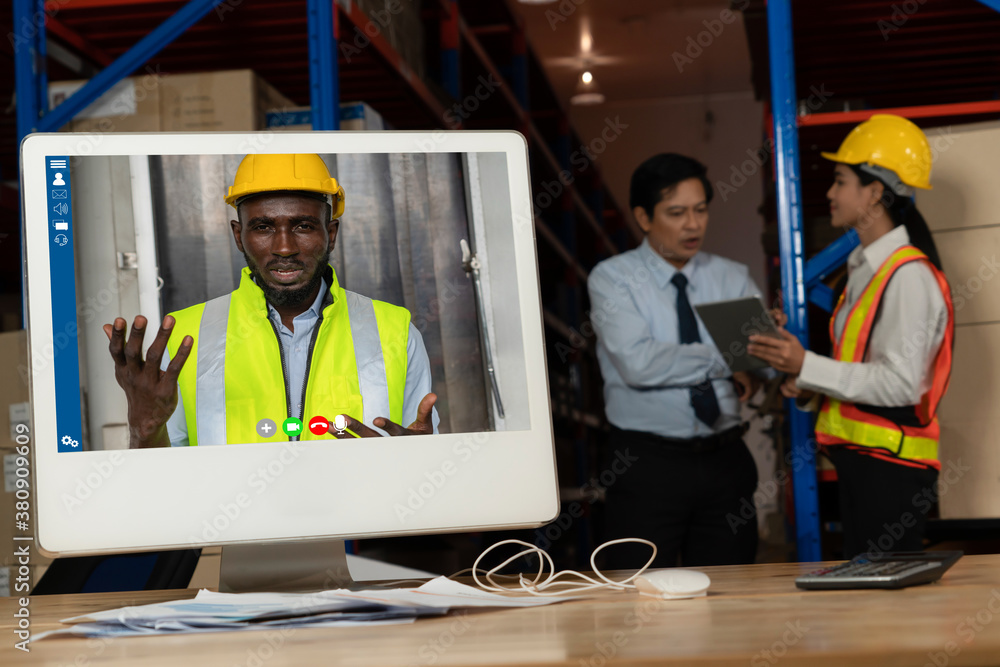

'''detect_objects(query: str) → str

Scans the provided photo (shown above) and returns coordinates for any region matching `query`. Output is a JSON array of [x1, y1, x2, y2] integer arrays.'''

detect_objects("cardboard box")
[[1, 444, 52, 585], [0, 564, 48, 598], [266, 106, 313, 132], [48, 76, 161, 133], [354, 0, 425, 80], [160, 70, 294, 132], [938, 324, 1000, 519], [0, 329, 51, 596], [266, 101, 386, 132], [935, 226, 1000, 326], [0, 331, 51, 588], [0, 331, 29, 449], [921, 121, 1000, 232], [49, 69, 295, 133]]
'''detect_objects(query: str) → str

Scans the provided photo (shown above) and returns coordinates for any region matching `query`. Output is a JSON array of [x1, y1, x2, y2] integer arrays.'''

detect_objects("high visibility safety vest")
[[165, 266, 411, 446], [815, 245, 954, 470]]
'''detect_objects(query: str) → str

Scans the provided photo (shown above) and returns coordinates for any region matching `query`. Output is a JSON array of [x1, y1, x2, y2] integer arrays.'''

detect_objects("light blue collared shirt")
[[587, 237, 766, 439], [268, 278, 328, 420]]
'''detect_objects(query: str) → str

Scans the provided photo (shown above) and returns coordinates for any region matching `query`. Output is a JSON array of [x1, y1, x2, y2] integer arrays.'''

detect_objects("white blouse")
[[797, 225, 950, 407]]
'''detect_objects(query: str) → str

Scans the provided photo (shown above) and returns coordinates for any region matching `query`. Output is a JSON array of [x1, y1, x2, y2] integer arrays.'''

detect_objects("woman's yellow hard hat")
[[225, 153, 346, 218], [821, 114, 933, 190]]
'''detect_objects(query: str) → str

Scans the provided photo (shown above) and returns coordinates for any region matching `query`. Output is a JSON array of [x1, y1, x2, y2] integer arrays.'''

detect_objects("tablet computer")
[[694, 297, 781, 373]]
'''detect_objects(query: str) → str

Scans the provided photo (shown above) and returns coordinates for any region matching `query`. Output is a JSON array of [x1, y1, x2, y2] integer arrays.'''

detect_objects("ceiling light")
[[571, 73, 605, 106], [580, 18, 593, 53]]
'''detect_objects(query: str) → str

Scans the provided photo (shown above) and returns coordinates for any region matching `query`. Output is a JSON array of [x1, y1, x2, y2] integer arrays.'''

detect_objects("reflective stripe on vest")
[[815, 245, 954, 465], [166, 266, 410, 445], [346, 291, 391, 428], [195, 295, 230, 447]]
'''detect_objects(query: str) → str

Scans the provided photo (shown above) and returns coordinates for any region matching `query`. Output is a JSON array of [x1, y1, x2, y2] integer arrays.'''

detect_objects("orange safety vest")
[[815, 245, 954, 471]]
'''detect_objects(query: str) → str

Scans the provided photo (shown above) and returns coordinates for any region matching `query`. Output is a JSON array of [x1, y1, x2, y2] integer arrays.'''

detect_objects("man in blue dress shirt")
[[588, 153, 765, 568]]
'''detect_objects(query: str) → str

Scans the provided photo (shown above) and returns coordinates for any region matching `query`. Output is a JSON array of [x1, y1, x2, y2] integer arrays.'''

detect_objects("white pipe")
[[128, 155, 161, 354]]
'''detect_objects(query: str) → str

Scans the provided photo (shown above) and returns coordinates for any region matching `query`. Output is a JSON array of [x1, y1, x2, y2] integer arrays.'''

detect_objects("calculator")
[[795, 551, 963, 590]]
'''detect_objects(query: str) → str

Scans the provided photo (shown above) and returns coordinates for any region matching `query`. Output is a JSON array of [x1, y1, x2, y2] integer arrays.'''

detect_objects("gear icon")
[[61, 435, 79, 448]]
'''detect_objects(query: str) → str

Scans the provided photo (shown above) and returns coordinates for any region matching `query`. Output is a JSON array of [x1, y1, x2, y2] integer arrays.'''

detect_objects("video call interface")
[[40, 151, 528, 453]]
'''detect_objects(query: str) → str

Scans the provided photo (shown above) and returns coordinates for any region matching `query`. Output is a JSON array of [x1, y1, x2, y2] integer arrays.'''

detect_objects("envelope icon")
[[52, 189, 67, 199]]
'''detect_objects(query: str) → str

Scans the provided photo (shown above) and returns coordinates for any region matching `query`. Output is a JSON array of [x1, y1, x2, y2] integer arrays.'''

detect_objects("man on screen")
[[103, 153, 438, 448]]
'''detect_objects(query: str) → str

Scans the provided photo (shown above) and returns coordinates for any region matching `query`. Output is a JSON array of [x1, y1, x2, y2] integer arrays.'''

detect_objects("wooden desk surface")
[[4, 555, 1000, 667]]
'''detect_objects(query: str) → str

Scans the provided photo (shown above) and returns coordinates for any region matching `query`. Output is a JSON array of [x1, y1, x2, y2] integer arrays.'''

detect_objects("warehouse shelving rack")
[[19, 0, 1000, 566], [767, 0, 1000, 561], [8, 0, 635, 567]]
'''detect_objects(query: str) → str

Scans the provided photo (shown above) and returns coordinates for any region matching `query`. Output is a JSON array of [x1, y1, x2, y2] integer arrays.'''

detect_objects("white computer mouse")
[[634, 569, 711, 599]]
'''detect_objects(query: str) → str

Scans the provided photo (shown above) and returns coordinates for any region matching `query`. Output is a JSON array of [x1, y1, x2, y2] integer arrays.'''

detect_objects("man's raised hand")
[[103, 315, 192, 448]]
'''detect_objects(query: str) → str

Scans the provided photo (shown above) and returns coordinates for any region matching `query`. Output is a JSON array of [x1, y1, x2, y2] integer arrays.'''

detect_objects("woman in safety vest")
[[747, 114, 953, 558]]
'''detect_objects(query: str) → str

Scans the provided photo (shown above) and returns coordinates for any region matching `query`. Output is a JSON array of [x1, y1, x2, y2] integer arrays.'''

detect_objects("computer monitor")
[[22, 131, 558, 588]]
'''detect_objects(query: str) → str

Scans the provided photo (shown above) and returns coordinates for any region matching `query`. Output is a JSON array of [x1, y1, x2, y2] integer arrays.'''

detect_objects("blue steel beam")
[[803, 229, 859, 287], [440, 0, 460, 100], [768, 0, 822, 562], [808, 283, 835, 312], [13, 0, 44, 141], [308, 0, 339, 130], [34, 0, 49, 127], [13, 0, 45, 324], [37, 0, 224, 134], [975, 0, 1000, 12]]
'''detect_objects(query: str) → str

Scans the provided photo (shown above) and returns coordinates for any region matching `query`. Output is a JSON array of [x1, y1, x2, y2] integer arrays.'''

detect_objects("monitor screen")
[[23, 132, 558, 556], [47, 150, 527, 450]]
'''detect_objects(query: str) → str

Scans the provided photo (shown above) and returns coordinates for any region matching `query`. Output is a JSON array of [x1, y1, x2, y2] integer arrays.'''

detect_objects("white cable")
[[468, 538, 657, 597]]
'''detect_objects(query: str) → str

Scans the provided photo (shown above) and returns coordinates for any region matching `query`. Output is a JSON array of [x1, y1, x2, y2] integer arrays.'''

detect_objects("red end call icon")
[[308, 416, 329, 436]]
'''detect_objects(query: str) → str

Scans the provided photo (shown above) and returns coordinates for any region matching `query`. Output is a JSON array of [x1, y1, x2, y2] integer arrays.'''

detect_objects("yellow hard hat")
[[225, 153, 346, 218], [821, 114, 932, 191]]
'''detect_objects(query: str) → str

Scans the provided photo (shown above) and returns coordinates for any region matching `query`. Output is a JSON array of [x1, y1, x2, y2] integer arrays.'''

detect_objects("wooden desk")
[[4, 555, 1000, 666]]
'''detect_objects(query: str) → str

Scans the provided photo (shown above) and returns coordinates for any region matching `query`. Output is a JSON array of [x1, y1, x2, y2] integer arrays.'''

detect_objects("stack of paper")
[[35, 576, 568, 640]]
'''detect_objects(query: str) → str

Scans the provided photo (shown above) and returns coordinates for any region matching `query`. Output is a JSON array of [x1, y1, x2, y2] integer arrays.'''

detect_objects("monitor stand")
[[218, 539, 355, 593]]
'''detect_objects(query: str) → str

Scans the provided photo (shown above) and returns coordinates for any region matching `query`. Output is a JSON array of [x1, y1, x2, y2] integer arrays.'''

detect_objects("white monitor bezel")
[[21, 131, 558, 557]]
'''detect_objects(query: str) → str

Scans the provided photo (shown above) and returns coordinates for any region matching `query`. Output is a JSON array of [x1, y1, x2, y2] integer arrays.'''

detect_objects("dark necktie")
[[671, 272, 721, 428]]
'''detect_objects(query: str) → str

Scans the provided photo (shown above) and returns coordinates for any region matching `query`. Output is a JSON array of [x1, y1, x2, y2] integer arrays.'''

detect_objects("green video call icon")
[[282, 418, 303, 436]]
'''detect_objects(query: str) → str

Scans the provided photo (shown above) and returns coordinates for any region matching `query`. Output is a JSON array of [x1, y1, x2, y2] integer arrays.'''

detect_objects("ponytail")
[[889, 197, 943, 271], [850, 165, 944, 272]]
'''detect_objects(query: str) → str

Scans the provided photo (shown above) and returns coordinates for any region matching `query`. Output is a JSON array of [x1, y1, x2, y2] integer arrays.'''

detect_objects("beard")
[[244, 251, 328, 308]]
